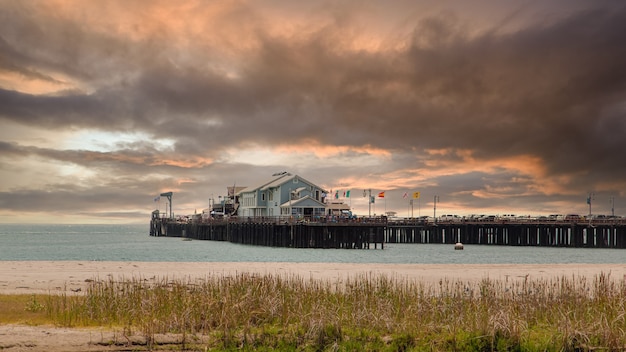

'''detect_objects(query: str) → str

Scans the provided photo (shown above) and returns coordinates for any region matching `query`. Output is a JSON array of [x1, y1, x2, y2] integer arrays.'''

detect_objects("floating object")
[[454, 242, 464, 250]]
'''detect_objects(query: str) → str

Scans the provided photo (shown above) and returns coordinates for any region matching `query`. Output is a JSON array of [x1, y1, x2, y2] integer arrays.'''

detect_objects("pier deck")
[[150, 217, 626, 249]]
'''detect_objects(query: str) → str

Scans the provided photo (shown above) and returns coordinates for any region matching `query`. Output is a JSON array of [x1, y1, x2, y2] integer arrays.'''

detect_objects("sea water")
[[0, 224, 624, 264]]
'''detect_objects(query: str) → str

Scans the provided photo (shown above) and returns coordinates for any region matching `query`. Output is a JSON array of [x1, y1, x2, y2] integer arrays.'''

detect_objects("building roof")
[[238, 172, 292, 194], [238, 173, 327, 194], [281, 195, 327, 208]]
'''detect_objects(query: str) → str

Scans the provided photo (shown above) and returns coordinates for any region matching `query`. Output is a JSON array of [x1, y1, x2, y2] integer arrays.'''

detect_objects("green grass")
[[4, 273, 626, 350]]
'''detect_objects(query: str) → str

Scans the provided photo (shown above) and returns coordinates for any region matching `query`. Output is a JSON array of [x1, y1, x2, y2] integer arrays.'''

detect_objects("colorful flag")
[[154, 196, 160, 202], [403, 192, 408, 199], [346, 190, 350, 198], [413, 192, 420, 199], [378, 191, 385, 198], [335, 190, 339, 199]]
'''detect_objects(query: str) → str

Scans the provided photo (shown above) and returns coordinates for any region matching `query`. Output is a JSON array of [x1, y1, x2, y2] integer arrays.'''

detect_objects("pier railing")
[[156, 215, 389, 226]]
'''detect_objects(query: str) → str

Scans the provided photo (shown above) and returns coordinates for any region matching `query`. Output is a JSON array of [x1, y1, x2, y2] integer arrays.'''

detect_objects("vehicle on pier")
[[439, 214, 462, 222]]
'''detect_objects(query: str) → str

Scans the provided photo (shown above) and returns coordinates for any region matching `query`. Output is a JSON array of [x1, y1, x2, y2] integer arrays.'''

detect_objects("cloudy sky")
[[1, 0, 625, 223]]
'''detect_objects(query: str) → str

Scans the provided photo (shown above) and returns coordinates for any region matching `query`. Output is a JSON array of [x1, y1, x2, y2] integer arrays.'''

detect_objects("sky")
[[1, 0, 625, 224]]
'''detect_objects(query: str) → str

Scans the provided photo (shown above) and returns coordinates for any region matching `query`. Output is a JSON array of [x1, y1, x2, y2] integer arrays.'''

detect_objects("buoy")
[[454, 242, 464, 250]]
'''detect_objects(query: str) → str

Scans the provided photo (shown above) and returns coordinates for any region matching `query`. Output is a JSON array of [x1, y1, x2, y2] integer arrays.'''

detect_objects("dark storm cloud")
[[2, 2, 624, 175], [1, 1, 625, 221]]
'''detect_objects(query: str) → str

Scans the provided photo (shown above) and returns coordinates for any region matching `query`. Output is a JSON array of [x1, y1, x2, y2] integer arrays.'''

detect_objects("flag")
[[413, 192, 420, 199], [370, 196, 375, 204], [335, 190, 339, 199], [378, 191, 385, 198], [403, 192, 408, 199], [346, 190, 350, 198], [154, 196, 160, 202], [586, 196, 591, 205]]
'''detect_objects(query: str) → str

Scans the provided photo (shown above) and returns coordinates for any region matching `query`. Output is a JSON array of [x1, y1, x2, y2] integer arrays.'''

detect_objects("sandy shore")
[[2, 261, 626, 351], [2, 261, 626, 295]]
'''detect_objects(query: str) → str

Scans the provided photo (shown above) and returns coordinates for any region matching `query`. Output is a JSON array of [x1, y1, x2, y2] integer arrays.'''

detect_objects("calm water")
[[0, 224, 624, 264]]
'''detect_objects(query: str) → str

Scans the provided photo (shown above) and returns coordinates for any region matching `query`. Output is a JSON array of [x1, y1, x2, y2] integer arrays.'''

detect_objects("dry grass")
[[35, 273, 626, 350], [0, 294, 52, 325]]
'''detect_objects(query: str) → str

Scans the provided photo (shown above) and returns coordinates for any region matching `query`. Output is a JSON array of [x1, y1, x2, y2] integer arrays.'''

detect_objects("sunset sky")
[[1, 0, 625, 223]]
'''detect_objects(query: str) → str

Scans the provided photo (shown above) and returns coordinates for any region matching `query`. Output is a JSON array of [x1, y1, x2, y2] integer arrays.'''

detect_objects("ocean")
[[0, 224, 624, 264]]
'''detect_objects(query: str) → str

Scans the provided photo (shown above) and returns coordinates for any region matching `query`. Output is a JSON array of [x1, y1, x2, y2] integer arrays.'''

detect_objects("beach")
[[2, 261, 626, 351], [2, 261, 626, 295]]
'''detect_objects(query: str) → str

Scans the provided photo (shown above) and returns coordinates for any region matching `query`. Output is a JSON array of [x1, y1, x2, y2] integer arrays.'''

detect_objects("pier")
[[150, 214, 626, 249], [384, 218, 626, 248], [150, 215, 386, 249]]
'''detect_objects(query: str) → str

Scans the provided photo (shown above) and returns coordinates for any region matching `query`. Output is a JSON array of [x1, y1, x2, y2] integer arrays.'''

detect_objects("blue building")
[[237, 172, 328, 218]]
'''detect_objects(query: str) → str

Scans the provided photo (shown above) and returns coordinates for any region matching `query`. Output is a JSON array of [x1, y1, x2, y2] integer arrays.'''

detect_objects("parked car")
[[564, 214, 582, 221], [439, 214, 462, 222], [468, 214, 485, 221], [499, 214, 516, 221]]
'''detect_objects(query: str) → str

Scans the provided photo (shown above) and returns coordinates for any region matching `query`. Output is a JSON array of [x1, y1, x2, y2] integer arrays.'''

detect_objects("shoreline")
[[2, 261, 626, 295]]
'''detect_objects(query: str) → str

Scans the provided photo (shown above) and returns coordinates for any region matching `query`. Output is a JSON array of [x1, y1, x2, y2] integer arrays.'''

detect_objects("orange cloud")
[[273, 139, 392, 158]]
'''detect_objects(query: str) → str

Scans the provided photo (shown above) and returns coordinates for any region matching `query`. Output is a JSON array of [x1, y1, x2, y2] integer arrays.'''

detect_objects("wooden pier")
[[150, 217, 386, 249], [150, 216, 626, 249], [385, 219, 626, 248]]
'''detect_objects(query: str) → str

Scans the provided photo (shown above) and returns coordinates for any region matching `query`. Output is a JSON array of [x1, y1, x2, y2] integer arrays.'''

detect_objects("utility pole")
[[433, 195, 439, 223], [587, 192, 594, 217], [610, 196, 615, 217]]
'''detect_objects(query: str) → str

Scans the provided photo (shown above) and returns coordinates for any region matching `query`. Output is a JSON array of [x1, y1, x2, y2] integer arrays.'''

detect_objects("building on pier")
[[237, 172, 328, 218]]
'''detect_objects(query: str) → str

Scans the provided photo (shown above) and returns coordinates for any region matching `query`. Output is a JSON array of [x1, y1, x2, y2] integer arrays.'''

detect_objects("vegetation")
[[3, 273, 626, 350], [0, 294, 51, 325]]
